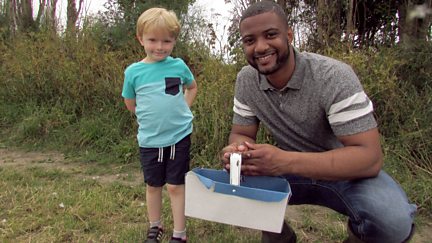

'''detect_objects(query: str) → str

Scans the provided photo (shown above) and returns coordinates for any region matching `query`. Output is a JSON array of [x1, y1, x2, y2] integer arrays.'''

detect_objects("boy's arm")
[[184, 80, 198, 107], [124, 98, 136, 113]]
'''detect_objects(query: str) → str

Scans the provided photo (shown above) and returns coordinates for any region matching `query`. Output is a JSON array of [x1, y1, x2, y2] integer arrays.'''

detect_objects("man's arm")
[[221, 123, 259, 168], [241, 128, 383, 180], [229, 123, 259, 144], [184, 80, 198, 107]]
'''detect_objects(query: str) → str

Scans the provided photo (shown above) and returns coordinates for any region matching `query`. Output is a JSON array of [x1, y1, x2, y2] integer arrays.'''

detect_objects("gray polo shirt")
[[233, 49, 377, 152]]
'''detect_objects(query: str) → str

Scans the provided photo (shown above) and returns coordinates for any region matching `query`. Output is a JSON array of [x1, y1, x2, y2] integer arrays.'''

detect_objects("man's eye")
[[242, 38, 254, 45], [266, 32, 278, 38]]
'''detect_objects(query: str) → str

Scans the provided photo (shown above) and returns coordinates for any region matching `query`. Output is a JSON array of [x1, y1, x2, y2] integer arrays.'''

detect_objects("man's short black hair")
[[240, 1, 287, 26]]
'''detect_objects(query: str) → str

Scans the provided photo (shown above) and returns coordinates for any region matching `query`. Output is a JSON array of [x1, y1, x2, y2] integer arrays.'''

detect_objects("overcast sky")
[[84, 0, 233, 21], [33, 0, 233, 54], [52, 0, 233, 34], [84, 0, 233, 14]]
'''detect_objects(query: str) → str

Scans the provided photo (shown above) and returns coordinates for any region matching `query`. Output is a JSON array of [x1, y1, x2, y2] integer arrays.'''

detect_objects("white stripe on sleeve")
[[233, 98, 255, 117], [328, 100, 374, 124], [328, 91, 367, 115]]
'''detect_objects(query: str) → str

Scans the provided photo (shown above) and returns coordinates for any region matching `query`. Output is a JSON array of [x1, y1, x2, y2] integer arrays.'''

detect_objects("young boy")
[[122, 7, 197, 243]]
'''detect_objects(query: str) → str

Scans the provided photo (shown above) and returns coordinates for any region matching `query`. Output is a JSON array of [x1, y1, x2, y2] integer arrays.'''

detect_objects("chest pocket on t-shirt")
[[165, 77, 181, 96]]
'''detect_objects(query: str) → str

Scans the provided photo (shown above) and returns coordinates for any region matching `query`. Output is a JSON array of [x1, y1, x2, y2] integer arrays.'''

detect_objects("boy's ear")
[[136, 35, 144, 46]]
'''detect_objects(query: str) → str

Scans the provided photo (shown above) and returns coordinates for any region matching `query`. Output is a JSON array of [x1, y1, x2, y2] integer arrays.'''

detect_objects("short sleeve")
[[179, 59, 194, 86], [323, 63, 377, 136], [232, 66, 260, 126], [122, 67, 136, 99]]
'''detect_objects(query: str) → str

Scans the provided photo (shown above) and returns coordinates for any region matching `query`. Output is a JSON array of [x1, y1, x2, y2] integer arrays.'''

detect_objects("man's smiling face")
[[240, 11, 291, 75]]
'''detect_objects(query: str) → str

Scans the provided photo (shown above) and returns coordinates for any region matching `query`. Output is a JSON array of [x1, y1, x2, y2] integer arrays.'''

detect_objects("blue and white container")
[[185, 168, 291, 233]]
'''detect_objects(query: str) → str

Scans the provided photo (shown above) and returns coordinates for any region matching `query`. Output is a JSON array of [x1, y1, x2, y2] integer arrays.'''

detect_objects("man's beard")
[[248, 42, 290, 75]]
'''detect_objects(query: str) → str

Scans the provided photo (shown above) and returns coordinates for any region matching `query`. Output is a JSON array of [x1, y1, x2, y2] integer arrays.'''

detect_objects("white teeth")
[[257, 54, 272, 62], [258, 56, 270, 61]]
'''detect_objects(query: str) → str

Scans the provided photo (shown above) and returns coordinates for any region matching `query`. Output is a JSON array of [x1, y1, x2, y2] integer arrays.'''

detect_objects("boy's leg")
[[146, 185, 163, 224], [165, 135, 191, 241], [285, 170, 417, 243], [140, 147, 167, 231], [167, 184, 186, 232]]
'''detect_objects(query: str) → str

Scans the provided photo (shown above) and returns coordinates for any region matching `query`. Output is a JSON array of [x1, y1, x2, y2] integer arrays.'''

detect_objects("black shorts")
[[139, 134, 191, 187]]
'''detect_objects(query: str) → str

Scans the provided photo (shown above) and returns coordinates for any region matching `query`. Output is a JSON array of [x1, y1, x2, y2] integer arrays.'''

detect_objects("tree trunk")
[[35, 0, 47, 27], [9, 0, 18, 35], [399, 0, 432, 44], [46, 0, 58, 31], [421, 0, 432, 41], [20, 0, 34, 31], [66, 0, 77, 34], [346, 0, 356, 47], [66, 0, 84, 36], [316, 0, 342, 48]]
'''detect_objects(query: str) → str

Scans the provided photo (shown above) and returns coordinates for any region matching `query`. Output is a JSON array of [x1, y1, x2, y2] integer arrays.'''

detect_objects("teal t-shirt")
[[122, 56, 194, 148]]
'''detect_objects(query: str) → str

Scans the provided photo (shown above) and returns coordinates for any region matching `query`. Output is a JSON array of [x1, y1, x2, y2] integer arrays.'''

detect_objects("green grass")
[[0, 165, 144, 241], [0, 161, 345, 242], [0, 146, 432, 243], [0, 163, 261, 242], [1, 148, 432, 242]]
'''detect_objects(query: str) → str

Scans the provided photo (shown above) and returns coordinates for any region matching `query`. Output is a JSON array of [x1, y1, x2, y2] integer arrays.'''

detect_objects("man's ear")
[[287, 27, 293, 44]]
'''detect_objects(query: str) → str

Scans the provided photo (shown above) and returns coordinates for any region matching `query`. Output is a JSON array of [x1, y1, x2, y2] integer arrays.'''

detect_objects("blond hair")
[[136, 8, 180, 39]]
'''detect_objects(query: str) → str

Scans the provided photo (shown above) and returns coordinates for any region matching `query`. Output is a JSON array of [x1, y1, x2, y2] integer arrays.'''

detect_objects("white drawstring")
[[170, 144, 176, 160], [157, 145, 175, 162], [158, 148, 163, 162]]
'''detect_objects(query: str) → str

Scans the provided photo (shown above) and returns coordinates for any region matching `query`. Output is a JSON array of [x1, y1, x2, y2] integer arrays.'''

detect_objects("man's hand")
[[241, 142, 285, 176], [220, 143, 249, 170]]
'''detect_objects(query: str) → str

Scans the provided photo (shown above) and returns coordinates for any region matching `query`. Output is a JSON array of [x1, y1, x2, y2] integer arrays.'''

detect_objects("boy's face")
[[138, 30, 176, 63]]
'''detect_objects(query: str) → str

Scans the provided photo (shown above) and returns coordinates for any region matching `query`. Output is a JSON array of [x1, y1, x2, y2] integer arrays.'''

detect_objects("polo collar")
[[259, 47, 305, 91]]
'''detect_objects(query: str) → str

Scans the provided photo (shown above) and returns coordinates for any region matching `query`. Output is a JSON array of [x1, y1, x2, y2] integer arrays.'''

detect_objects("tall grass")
[[324, 46, 432, 216], [0, 31, 431, 217], [191, 58, 237, 167]]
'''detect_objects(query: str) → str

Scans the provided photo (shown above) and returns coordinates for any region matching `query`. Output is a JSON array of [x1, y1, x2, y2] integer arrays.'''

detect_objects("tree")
[[45, 0, 57, 31], [316, 0, 342, 48], [66, 0, 84, 35], [225, 0, 432, 55], [0, 0, 65, 37], [4, 0, 35, 34], [398, 0, 432, 44], [94, 0, 196, 51]]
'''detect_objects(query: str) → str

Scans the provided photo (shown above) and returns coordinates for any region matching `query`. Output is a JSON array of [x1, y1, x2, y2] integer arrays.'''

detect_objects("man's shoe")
[[344, 223, 415, 243], [343, 224, 364, 243], [261, 221, 297, 243], [403, 224, 415, 243]]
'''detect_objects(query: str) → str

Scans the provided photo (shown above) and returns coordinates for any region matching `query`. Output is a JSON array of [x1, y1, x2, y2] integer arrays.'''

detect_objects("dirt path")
[[1, 148, 431, 242]]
